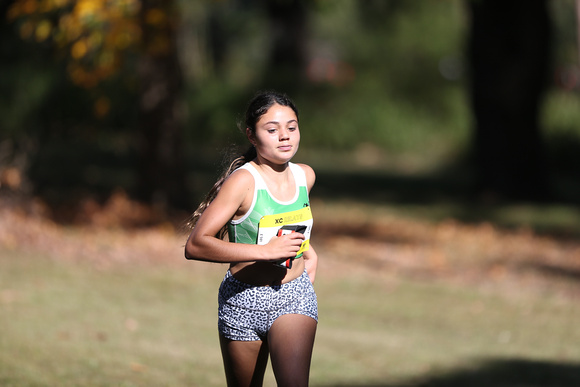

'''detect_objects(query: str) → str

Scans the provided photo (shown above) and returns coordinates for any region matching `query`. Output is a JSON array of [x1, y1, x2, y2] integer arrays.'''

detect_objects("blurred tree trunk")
[[136, 0, 187, 208], [263, 0, 308, 92], [0, 1, 16, 19], [467, 0, 552, 201]]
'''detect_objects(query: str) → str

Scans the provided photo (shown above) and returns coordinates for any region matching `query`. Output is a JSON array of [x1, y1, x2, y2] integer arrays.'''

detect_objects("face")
[[248, 103, 300, 165]]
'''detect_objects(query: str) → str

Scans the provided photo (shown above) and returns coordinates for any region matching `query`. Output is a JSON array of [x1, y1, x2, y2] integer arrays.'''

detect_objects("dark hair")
[[244, 91, 299, 136], [185, 91, 299, 237]]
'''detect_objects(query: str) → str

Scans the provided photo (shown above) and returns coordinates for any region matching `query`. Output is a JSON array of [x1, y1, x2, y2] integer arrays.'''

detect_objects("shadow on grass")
[[320, 358, 580, 387], [314, 164, 580, 238], [314, 168, 475, 205], [313, 135, 580, 236], [22, 135, 580, 238], [315, 164, 580, 206], [524, 262, 580, 283]]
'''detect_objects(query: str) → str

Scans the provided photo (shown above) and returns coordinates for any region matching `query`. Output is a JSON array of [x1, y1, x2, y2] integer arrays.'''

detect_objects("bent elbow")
[[184, 236, 211, 261], [184, 243, 201, 261], [184, 232, 224, 262], [184, 235, 200, 260]]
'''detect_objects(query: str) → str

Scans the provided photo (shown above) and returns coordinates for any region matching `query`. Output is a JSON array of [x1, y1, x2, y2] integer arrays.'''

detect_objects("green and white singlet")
[[228, 162, 312, 249]]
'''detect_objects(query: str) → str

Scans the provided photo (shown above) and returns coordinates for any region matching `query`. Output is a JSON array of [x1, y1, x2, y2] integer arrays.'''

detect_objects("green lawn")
[[2, 246, 580, 386]]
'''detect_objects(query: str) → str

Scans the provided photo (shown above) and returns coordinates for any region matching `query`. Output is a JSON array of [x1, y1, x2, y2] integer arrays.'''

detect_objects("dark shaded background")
[[1, 0, 580, 217]]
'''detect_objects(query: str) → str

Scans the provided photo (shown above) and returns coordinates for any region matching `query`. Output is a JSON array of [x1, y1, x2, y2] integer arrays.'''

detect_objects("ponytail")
[[184, 145, 256, 238]]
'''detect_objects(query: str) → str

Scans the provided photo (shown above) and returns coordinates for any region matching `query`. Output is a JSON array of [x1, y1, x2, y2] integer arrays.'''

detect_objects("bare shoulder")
[[295, 163, 316, 190], [215, 166, 255, 217], [221, 166, 254, 196]]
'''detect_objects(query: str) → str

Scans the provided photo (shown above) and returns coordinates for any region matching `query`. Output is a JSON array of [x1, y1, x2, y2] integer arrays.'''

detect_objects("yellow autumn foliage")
[[9, 0, 145, 89], [34, 19, 52, 41], [70, 39, 87, 59]]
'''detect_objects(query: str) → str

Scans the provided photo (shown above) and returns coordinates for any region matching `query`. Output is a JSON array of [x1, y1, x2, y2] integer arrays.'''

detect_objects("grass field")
[[2, 196, 580, 386]]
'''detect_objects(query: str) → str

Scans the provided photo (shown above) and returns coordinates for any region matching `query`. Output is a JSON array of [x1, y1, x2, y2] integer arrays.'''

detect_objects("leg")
[[268, 314, 317, 387], [219, 335, 269, 387]]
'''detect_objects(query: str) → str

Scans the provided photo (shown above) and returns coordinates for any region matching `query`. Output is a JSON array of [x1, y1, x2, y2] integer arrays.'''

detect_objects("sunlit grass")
[[0, 251, 226, 386], [314, 273, 580, 385], [2, 246, 580, 386]]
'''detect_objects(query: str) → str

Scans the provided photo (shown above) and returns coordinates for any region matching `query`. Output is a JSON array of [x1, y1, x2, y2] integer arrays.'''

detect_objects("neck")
[[252, 157, 290, 174], [254, 159, 289, 181]]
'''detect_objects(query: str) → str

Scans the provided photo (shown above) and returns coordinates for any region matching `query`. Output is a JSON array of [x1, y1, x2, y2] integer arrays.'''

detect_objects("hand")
[[264, 232, 305, 260]]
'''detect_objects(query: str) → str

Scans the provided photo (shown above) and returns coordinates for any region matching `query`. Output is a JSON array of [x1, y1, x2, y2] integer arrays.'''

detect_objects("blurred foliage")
[[2, 0, 580, 203], [8, 0, 141, 89], [181, 0, 472, 158]]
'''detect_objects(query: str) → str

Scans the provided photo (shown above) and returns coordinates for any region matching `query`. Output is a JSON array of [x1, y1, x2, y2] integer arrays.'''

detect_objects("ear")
[[246, 128, 256, 146]]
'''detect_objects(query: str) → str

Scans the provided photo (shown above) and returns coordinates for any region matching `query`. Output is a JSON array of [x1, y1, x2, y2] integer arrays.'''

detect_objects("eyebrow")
[[264, 119, 298, 125]]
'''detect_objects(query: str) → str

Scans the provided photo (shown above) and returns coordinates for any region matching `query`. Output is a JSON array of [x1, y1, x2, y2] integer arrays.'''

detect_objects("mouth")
[[278, 145, 293, 152]]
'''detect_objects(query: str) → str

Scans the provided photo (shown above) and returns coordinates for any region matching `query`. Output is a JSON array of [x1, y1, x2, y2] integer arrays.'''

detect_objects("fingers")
[[281, 233, 304, 253], [283, 233, 305, 251], [268, 233, 305, 260], [285, 232, 305, 241]]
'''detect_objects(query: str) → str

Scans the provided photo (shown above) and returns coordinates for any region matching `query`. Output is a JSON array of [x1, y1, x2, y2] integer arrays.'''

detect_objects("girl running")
[[185, 91, 318, 387]]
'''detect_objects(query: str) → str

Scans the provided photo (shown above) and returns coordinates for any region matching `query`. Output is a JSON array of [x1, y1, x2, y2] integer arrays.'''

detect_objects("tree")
[[262, 0, 308, 92], [134, 0, 186, 208], [467, 0, 552, 201], [205, 0, 309, 93], [7, 0, 187, 208]]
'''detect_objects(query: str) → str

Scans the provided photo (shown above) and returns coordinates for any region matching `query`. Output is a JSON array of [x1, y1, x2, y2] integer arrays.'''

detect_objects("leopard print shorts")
[[218, 270, 318, 341]]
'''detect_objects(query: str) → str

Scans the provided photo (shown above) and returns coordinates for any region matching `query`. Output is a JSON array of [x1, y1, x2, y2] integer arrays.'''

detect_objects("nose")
[[279, 128, 289, 140]]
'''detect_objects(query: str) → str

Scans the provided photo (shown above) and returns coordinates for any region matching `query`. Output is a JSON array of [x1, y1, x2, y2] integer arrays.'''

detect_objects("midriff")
[[229, 257, 305, 286]]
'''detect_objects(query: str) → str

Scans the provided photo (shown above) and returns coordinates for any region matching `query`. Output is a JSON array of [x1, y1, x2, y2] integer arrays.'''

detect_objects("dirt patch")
[[2, 194, 580, 299]]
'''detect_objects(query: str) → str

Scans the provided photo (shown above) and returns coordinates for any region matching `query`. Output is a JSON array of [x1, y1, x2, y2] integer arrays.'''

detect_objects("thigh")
[[219, 335, 269, 387], [268, 314, 317, 387]]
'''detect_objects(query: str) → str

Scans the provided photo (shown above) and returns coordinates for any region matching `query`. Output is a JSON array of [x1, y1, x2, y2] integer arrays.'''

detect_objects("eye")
[[267, 128, 277, 134], [288, 126, 297, 132]]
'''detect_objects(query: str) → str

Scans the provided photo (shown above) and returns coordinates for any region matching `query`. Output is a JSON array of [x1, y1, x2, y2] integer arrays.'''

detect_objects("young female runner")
[[185, 91, 318, 387]]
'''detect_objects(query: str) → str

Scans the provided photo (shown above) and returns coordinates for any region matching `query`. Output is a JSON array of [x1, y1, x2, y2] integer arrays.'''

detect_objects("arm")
[[298, 163, 318, 282], [298, 163, 316, 192], [303, 245, 318, 283], [185, 170, 304, 263]]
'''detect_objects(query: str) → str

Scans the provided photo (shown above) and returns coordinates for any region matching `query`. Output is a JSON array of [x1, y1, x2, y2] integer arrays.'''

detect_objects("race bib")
[[257, 206, 313, 258]]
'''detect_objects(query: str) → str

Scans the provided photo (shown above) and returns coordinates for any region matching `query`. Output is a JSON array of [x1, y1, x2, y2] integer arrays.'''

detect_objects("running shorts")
[[218, 270, 318, 341]]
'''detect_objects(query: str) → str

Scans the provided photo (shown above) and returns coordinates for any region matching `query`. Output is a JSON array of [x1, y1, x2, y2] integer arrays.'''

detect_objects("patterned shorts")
[[218, 270, 318, 341]]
